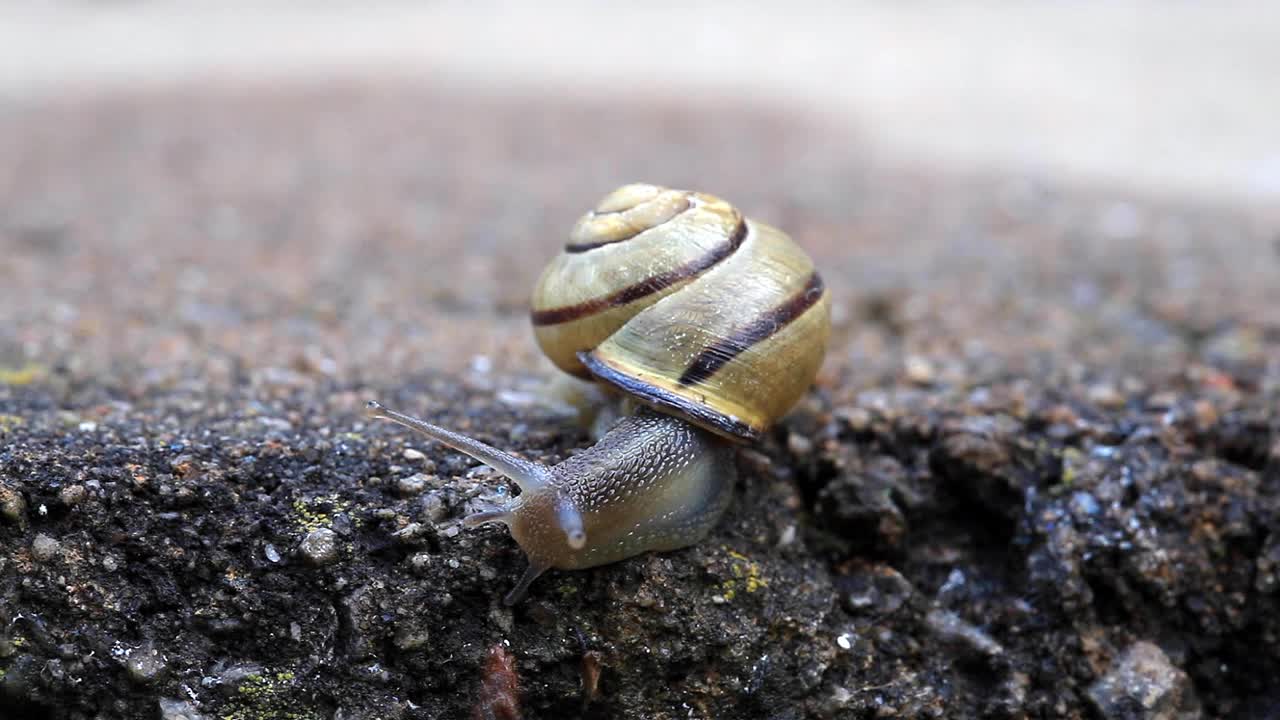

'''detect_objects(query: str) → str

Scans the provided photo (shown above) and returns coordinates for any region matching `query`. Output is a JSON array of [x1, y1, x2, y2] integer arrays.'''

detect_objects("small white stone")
[[777, 524, 798, 547], [299, 528, 339, 566], [397, 473, 429, 497], [904, 356, 936, 385]]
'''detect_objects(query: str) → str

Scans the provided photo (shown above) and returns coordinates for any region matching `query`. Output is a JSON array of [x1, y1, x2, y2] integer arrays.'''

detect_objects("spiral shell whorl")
[[531, 184, 829, 441], [531, 185, 743, 373], [565, 184, 695, 252]]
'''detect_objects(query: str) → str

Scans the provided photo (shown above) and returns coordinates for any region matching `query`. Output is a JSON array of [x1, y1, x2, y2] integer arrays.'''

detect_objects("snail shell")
[[531, 183, 830, 441]]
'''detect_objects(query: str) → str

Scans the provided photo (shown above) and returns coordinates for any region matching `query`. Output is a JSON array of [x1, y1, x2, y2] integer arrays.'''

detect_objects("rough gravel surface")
[[1, 83, 1278, 720]]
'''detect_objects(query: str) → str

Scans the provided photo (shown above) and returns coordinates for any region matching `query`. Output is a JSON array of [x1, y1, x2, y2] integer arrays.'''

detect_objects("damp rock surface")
[[1, 84, 1278, 719]]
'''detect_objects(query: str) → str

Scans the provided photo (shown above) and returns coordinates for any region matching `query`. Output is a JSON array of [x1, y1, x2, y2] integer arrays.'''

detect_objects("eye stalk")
[[365, 401, 552, 496]]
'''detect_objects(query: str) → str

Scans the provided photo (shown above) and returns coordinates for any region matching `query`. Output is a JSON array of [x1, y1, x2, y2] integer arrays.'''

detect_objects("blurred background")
[[2, 0, 1277, 390], [7, 1, 1280, 202]]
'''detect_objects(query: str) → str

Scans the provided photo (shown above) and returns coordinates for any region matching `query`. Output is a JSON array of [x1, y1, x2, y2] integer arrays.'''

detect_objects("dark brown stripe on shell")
[[677, 271, 825, 387], [531, 218, 748, 326], [578, 351, 760, 441]]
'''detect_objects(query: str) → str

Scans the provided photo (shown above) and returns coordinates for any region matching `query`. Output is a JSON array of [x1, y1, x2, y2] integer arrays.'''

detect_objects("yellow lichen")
[[291, 494, 350, 534], [220, 669, 319, 720], [718, 547, 769, 601], [1059, 447, 1085, 488], [0, 363, 43, 386]]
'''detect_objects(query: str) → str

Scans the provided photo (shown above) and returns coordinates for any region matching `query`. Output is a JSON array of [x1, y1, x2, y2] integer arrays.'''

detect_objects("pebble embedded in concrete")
[[1087, 641, 1200, 720], [397, 473, 428, 497], [31, 533, 61, 563], [58, 484, 87, 507], [840, 565, 914, 616], [158, 697, 206, 720], [126, 644, 166, 684], [0, 486, 27, 527], [299, 528, 339, 566], [420, 493, 447, 523], [904, 355, 936, 385]]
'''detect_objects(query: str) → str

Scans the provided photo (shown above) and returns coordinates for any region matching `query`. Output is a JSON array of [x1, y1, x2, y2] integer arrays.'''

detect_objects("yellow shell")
[[530, 184, 830, 441]]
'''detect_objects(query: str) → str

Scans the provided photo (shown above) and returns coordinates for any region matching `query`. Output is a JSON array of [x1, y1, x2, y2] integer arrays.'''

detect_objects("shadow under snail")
[[368, 183, 830, 604]]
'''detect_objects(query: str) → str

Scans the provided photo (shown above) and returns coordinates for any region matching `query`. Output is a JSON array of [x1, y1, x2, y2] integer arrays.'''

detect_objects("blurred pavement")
[[3, 1, 1279, 205]]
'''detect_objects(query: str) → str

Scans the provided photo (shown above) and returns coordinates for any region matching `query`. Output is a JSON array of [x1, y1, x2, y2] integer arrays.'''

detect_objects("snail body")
[[368, 402, 734, 604], [369, 184, 828, 604]]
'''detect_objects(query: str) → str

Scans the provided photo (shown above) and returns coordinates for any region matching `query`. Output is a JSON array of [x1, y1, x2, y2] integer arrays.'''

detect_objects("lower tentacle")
[[463, 509, 512, 528], [503, 562, 548, 605]]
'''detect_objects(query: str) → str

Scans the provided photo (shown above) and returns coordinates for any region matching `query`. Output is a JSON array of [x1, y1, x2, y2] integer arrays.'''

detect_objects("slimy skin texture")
[[511, 410, 735, 571], [367, 402, 735, 604]]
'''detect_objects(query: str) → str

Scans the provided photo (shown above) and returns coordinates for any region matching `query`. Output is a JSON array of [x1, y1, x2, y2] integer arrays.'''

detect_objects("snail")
[[368, 183, 829, 604]]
